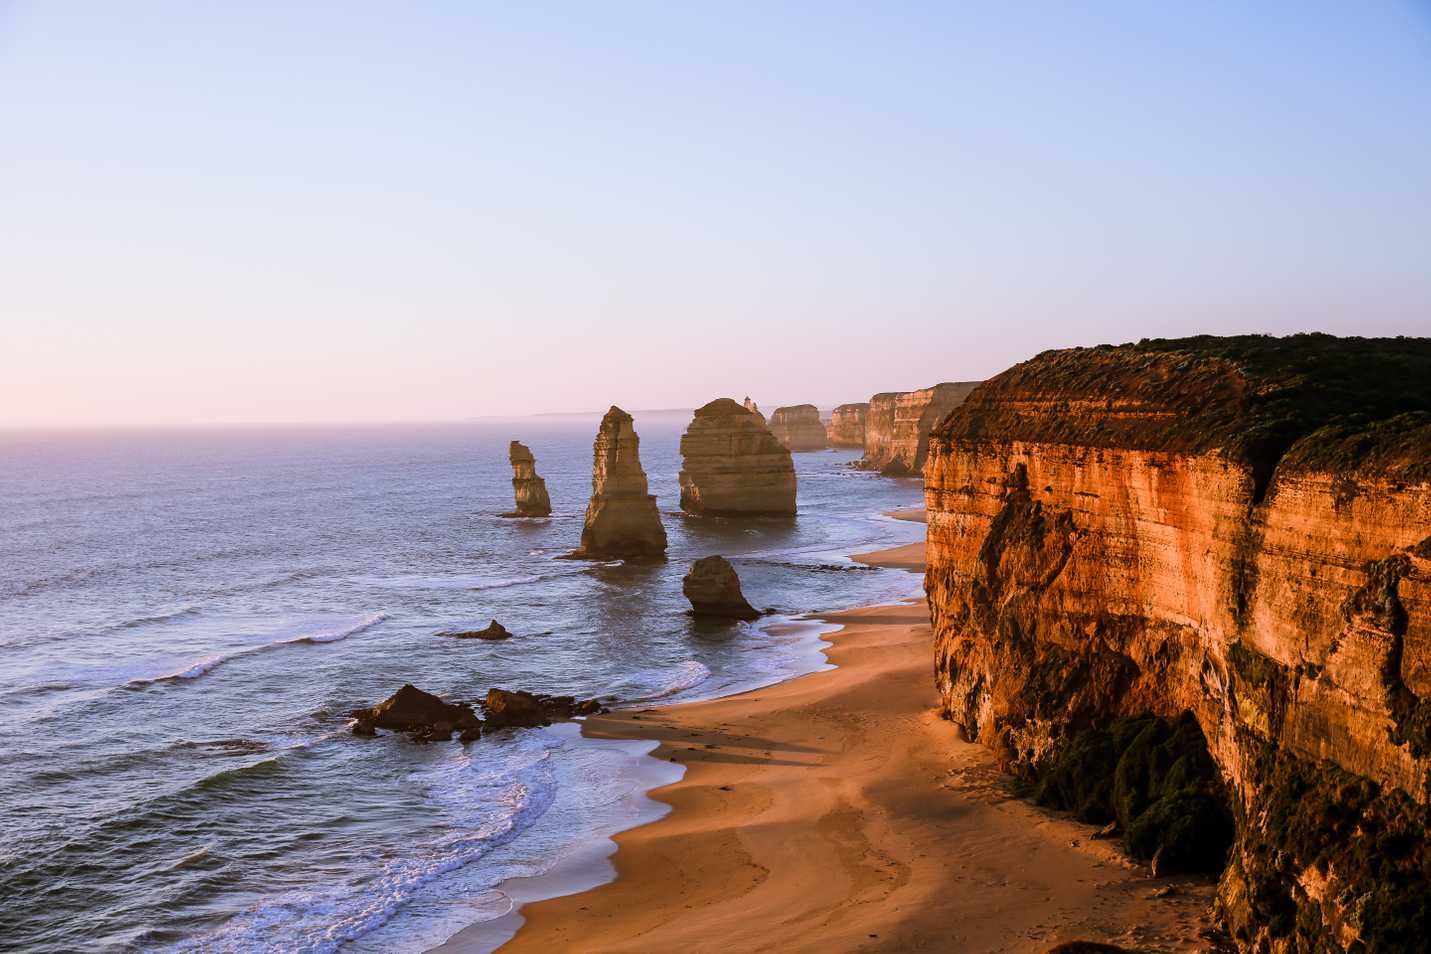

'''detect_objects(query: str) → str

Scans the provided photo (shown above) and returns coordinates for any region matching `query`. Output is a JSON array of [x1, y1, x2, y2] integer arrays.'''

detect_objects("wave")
[[109, 603, 203, 631], [176, 736, 560, 953], [620, 660, 713, 704], [124, 613, 387, 688]]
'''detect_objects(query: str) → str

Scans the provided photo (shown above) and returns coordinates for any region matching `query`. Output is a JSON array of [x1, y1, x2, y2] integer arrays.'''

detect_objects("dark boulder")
[[483, 688, 551, 729], [682, 555, 759, 620], [441, 620, 513, 641], [353, 683, 481, 733]]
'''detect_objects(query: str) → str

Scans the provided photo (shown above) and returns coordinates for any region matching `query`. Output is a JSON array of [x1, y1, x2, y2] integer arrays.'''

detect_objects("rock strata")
[[923, 334, 1431, 952], [506, 441, 552, 517], [860, 381, 981, 475], [683, 555, 759, 619], [570, 407, 667, 559], [678, 399, 796, 515], [767, 404, 828, 451], [826, 402, 868, 449]]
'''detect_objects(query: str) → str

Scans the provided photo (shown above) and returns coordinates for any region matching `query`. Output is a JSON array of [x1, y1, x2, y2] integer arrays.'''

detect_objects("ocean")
[[0, 414, 924, 952]]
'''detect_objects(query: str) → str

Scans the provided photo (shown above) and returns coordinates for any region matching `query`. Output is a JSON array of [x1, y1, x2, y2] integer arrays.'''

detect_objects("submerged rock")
[[678, 398, 796, 516], [683, 555, 759, 620], [353, 683, 481, 733], [506, 441, 552, 517], [569, 407, 667, 560], [441, 619, 512, 641], [767, 404, 828, 452]]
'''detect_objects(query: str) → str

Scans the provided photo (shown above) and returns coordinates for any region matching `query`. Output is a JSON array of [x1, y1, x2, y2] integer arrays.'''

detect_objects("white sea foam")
[[124, 613, 388, 688]]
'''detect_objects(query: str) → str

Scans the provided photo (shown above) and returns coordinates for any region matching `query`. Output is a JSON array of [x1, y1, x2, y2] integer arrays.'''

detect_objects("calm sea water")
[[0, 415, 923, 953]]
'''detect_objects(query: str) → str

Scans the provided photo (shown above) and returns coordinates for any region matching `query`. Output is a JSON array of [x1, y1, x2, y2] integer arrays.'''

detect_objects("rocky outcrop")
[[683, 555, 759, 619], [860, 381, 981, 474], [923, 335, 1431, 952], [826, 402, 868, 449], [482, 688, 605, 729], [440, 620, 512, 640], [742, 396, 765, 424], [506, 441, 552, 517], [570, 407, 667, 560], [351, 684, 482, 739], [678, 399, 796, 515], [767, 404, 828, 451]]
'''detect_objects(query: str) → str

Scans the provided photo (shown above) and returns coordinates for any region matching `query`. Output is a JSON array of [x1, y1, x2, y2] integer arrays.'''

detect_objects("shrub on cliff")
[[1034, 711, 1233, 874]]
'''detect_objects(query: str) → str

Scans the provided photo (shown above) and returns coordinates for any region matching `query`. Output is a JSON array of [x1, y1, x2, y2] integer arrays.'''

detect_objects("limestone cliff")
[[924, 335, 1431, 952], [826, 402, 868, 449], [506, 441, 552, 517], [678, 398, 796, 516], [767, 404, 828, 452], [571, 407, 667, 560], [860, 382, 981, 475]]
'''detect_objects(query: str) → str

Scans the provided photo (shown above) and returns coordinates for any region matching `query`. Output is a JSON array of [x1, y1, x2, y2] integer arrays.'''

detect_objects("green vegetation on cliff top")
[[940, 332, 1431, 486]]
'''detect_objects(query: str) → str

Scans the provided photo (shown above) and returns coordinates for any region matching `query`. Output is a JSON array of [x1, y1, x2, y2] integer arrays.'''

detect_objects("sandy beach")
[[441, 514, 1218, 953]]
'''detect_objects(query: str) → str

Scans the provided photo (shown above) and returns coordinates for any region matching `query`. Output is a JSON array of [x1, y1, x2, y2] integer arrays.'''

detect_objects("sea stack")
[[678, 398, 796, 516], [826, 402, 868, 448], [682, 555, 759, 619], [741, 396, 765, 424], [507, 441, 552, 516], [767, 404, 828, 452], [570, 406, 667, 560]]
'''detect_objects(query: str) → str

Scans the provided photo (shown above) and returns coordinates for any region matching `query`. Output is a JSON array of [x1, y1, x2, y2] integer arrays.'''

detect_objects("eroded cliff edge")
[[924, 334, 1431, 952]]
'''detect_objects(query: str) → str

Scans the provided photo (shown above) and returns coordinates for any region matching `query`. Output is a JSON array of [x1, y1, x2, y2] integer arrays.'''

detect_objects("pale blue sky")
[[2, 2, 1429, 426]]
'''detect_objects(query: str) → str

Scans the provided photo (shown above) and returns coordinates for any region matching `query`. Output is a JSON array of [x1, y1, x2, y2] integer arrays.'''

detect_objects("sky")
[[2, 2, 1430, 428]]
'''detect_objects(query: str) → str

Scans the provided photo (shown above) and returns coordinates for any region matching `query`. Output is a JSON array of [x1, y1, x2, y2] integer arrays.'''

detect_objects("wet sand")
[[441, 515, 1216, 954]]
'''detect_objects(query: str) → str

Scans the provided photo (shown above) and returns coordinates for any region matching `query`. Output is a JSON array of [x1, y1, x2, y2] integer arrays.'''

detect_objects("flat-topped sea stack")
[[506, 441, 552, 517], [860, 381, 981, 475], [678, 399, 796, 516], [923, 334, 1431, 952], [570, 407, 667, 560], [767, 404, 828, 452], [826, 402, 868, 448]]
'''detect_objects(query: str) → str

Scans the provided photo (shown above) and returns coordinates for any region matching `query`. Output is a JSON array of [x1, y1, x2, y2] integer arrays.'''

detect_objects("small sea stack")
[[569, 406, 667, 560], [506, 441, 552, 517], [678, 398, 796, 516], [767, 404, 828, 451], [682, 555, 759, 619], [826, 402, 868, 448], [742, 396, 765, 424]]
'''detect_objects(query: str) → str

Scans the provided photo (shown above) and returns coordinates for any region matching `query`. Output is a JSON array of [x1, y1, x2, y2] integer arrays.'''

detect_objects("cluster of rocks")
[[677, 398, 795, 516], [351, 684, 608, 743], [766, 404, 827, 451], [505, 441, 551, 517]]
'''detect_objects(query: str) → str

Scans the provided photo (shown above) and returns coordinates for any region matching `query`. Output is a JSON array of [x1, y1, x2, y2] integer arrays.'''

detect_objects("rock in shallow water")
[[569, 406, 667, 560], [682, 555, 759, 620], [506, 440, 552, 517], [441, 619, 512, 640], [352, 683, 481, 733]]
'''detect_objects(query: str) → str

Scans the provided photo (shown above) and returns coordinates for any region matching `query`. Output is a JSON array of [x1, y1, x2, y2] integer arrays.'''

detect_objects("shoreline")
[[439, 511, 1217, 953]]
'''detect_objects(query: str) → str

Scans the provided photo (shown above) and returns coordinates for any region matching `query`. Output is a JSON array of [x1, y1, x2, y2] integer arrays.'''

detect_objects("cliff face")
[[506, 441, 552, 517], [861, 382, 981, 475], [924, 336, 1431, 952], [572, 406, 667, 559], [678, 399, 796, 515], [826, 402, 868, 449], [767, 404, 828, 452]]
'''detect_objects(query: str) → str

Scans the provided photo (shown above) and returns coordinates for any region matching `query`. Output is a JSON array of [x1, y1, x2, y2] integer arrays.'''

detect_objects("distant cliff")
[[860, 382, 981, 475], [923, 335, 1431, 952], [826, 403, 868, 449], [767, 404, 828, 452]]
